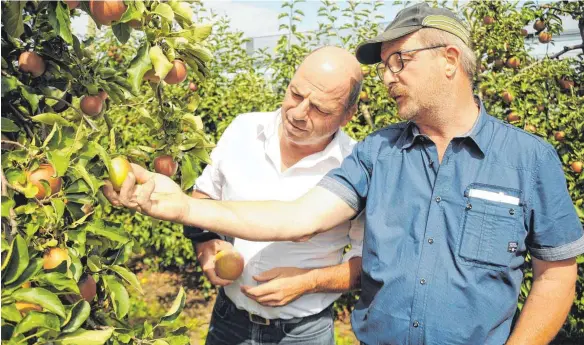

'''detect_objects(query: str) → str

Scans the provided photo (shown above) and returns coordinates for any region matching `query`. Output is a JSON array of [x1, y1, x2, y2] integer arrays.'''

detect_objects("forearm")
[[307, 257, 362, 294], [177, 186, 355, 242], [506, 262, 576, 345], [179, 197, 316, 242]]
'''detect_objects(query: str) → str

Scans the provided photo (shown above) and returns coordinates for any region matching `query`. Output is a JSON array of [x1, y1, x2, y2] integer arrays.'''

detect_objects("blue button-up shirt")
[[318, 102, 584, 345]]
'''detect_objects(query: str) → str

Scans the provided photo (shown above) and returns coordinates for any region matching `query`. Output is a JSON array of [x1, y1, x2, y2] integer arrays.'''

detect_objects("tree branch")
[[7, 104, 35, 138], [550, 44, 584, 59], [1, 140, 27, 150], [1, 167, 19, 241]]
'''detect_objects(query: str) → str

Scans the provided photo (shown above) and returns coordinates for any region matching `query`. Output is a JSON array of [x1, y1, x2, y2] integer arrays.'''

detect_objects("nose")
[[383, 68, 398, 87], [289, 98, 309, 121]]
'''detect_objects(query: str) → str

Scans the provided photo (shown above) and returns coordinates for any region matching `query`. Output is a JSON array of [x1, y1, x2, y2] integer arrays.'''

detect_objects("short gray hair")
[[345, 77, 363, 113], [417, 28, 476, 84]]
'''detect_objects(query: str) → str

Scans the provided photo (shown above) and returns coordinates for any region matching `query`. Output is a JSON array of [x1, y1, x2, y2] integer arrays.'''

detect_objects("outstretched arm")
[[102, 163, 357, 242]]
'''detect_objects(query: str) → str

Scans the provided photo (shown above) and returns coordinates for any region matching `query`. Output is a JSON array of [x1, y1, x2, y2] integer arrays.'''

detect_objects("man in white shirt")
[[186, 46, 364, 345]]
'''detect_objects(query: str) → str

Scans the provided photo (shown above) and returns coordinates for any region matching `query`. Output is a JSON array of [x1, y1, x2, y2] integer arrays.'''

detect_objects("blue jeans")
[[205, 288, 335, 345]]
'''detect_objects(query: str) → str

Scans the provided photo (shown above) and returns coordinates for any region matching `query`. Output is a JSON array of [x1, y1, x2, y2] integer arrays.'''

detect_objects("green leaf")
[[1, 1, 25, 38], [149, 45, 173, 81], [35, 272, 80, 293], [42, 123, 60, 148], [137, 145, 156, 153], [153, 3, 175, 22], [48, 1, 73, 44], [112, 22, 131, 44], [2, 235, 30, 285], [1, 117, 20, 133], [72, 164, 97, 195], [69, 252, 83, 282], [127, 44, 152, 94], [87, 255, 102, 273], [47, 148, 73, 177], [188, 44, 213, 63], [181, 114, 203, 131], [85, 219, 130, 243], [169, 1, 192, 23], [4, 258, 44, 292], [11, 288, 66, 318], [135, 106, 157, 128], [78, 142, 111, 175], [1, 74, 20, 97], [180, 153, 197, 190], [13, 311, 61, 336], [161, 287, 186, 323], [62, 300, 90, 333], [103, 275, 130, 318], [32, 113, 74, 127], [1, 304, 23, 323], [110, 265, 143, 294], [21, 85, 41, 113], [152, 340, 170, 345], [51, 198, 65, 224], [186, 93, 201, 112], [164, 335, 191, 345], [2, 196, 16, 217], [65, 179, 91, 194], [191, 147, 212, 165], [119, 1, 144, 23], [169, 24, 212, 42], [54, 328, 114, 345]]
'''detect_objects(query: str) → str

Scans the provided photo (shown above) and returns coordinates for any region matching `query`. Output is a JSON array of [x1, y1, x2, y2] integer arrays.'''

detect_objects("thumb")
[[130, 163, 154, 184], [253, 268, 280, 282]]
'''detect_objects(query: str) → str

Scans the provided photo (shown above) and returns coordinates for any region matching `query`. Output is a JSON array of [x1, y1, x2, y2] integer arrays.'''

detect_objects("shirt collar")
[[257, 108, 349, 167], [398, 98, 489, 156]]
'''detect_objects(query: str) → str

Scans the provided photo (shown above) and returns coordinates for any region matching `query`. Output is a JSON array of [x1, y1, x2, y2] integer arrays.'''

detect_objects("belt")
[[219, 288, 331, 326]]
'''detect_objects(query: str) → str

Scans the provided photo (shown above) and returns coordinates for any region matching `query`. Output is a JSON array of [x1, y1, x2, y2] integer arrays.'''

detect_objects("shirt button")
[[428, 238, 434, 244], [435, 196, 441, 203], [420, 278, 426, 285], [413, 321, 419, 328]]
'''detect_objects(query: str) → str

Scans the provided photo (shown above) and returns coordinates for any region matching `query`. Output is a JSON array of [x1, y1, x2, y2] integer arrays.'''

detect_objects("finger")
[[203, 267, 233, 286], [241, 283, 274, 298], [200, 253, 233, 286], [253, 268, 280, 282], [130, 163, 155, 184], [101, 181, 121, 207], [253, 293, 282, 305], [118, 172, 137, 206], [135, 177, 155, 207]]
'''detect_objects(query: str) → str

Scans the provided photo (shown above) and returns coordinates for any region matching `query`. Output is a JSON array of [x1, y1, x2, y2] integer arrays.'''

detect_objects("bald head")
[[296, 46, 363, 112]]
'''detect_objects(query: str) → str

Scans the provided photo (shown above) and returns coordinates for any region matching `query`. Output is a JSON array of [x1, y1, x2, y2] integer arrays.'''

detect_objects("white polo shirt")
[[195, 110, 363, 319]]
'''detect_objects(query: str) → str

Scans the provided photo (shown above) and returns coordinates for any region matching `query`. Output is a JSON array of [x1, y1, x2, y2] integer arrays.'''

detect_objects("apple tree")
[[1, 1, 214, 344]]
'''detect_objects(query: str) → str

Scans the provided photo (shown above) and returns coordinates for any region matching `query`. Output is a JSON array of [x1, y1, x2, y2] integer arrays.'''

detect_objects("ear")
[[444, 45, 461, 78], [341, 104, 357, 126]]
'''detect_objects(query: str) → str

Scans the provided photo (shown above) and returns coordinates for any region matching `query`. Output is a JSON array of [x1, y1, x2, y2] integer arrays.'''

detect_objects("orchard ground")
[[130, 262, 359, 345]]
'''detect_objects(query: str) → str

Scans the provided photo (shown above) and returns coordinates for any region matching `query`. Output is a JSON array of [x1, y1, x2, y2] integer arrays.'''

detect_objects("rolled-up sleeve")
[[526, 148, 584, 261], [317, 139, 373, 213]]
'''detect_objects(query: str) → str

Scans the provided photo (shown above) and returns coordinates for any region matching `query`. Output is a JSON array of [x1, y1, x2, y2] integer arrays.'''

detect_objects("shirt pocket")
[[458, 183, 524, 268]]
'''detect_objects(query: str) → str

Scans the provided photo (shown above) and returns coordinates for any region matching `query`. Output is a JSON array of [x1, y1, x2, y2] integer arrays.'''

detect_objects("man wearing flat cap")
[[103, 3, 584, 345]]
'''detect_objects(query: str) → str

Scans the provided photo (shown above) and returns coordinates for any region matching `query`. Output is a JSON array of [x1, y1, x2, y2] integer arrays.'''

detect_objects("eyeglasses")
[[375, 45, 446, 81]]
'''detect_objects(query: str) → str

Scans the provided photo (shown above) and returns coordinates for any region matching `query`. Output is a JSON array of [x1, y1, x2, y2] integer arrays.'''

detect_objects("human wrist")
[[304, 268, 320, 294], [177, 192, 193, 225]]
